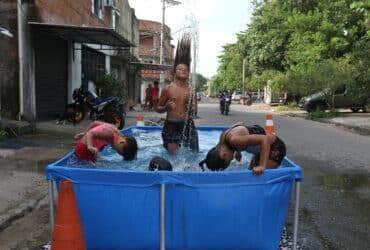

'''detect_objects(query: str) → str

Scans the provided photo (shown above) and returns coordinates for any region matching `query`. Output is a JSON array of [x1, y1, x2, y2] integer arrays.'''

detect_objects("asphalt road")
[[0, 101, 369, 249]]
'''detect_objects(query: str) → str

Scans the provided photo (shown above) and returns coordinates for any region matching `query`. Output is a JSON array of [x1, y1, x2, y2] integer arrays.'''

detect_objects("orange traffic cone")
[[136, 114, 145, 126], [51, 180, 86, 250], [265, 113, 275, 134]]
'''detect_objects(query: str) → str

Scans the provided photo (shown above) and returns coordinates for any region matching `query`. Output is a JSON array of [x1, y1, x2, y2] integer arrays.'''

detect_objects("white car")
[[232, 93, 241, 101]]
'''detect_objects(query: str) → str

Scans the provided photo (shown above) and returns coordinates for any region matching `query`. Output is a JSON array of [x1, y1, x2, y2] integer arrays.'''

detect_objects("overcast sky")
[[128, 0, 254, 78]]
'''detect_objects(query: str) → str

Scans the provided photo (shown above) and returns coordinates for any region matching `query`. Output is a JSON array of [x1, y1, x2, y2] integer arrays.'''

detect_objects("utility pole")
[[192, 22, 198, 90], [159, 0, 165, 67], [242, 58, 246, 96], [159, 0, 181, 86]]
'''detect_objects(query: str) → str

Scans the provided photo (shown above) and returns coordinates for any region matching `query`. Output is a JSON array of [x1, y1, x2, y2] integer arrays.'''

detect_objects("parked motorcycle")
[[60, 87, 125, 129], [219, 92, 231, 115]]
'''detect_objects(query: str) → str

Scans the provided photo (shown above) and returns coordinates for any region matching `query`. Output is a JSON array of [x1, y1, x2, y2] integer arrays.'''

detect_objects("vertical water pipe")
[[17, 0, 24, 120], [293, 181, 301, 250]]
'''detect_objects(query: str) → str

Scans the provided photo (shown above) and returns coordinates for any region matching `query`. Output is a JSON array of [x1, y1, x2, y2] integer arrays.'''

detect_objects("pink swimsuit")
[[75, 124, 117, 161], [89, 124, 113, 150]]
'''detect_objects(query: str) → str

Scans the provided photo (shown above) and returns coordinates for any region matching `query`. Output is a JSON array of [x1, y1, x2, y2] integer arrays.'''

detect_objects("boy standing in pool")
[[155, 35, 199, 154]]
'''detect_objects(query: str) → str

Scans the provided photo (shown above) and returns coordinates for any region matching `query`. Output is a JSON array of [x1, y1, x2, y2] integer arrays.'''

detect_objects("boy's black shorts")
[[162, 119, 199, 152]]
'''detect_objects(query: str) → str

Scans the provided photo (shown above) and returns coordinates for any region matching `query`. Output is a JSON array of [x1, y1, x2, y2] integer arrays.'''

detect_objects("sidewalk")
[[35, 109, 165, 136], [274, 108, 370, 136], [329, 113, 370, 135]]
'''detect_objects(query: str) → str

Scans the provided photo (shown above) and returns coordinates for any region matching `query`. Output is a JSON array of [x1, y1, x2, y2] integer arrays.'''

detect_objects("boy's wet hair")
[[173, 34, 192, 73], [121, 136, 138, 161], [199, 146, 229, 171], [269, 136, 286, 165], [148, 157, 173, 171]]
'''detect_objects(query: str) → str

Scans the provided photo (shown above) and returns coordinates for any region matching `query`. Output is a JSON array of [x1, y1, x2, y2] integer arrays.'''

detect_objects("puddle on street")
[[320, 173, 370, 190]]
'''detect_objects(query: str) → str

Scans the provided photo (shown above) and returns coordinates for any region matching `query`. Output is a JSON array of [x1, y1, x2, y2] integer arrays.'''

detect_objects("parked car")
[[278, 92, 288, 105], [232, 92, 241, 101], [298, 85, 368, 113], [251, 92, 262, 102]]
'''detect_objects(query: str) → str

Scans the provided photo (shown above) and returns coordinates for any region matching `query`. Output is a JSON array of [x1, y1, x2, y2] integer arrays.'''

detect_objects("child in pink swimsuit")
[[74, 121, 138, 162]]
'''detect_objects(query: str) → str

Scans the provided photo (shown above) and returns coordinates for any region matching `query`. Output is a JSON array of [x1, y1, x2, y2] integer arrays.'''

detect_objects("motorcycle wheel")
[[65, 104, 85, 124], [104, 110, 125, 130]]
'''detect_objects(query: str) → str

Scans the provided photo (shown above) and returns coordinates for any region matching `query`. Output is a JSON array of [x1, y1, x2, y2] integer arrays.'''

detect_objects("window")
[[92, 0, 103, 19]]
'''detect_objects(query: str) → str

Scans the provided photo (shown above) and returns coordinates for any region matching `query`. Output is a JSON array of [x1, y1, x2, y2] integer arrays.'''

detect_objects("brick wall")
[[138, 19, 174, 82], [0, 0, 19, 118], [33, 0, 110, 27]]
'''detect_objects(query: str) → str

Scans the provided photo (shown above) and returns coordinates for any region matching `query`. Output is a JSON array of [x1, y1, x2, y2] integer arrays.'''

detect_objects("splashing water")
[[179, 78, 196, 149], [66, 129, 253, 171]]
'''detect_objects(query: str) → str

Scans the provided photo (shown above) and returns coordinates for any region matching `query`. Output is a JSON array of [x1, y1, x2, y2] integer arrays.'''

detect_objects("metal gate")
[[35, 35, 67, 119]]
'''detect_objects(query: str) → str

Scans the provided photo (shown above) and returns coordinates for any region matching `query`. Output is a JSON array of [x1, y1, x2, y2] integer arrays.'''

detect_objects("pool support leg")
[[293, 181, 301, 250], [160, 184, 166, 250], [48, 180, 55, 234]]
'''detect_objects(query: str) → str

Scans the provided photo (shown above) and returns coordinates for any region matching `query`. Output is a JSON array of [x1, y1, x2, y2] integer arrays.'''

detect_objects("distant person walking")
[[151, 81, 160, 109], [144, 84, 153, 110]]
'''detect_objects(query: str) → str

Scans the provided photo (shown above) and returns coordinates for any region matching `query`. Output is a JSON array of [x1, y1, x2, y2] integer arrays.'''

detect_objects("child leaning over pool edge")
[[74, 121, 138, 162], [199, 123, 286, 175]]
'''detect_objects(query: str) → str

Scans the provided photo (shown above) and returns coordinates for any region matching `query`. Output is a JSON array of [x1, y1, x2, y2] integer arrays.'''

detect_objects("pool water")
[[67, 128, 254, 171]]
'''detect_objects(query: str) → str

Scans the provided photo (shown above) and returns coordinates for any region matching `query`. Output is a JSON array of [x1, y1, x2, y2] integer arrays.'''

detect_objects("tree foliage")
[[211, 0, 370, 105], [194, 73, 208, 92]]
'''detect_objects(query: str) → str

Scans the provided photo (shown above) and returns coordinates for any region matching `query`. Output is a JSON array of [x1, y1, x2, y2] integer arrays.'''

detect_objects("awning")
[[130, 62, 173, 71], [29, 22, 134, 47]]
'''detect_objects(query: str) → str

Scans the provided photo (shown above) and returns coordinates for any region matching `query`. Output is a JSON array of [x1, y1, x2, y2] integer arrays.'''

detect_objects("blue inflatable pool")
[[46, 126, 303, 250]]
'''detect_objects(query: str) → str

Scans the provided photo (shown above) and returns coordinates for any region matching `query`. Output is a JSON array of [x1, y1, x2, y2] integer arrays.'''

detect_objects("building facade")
[[0, 0, 139, 122], [138, 19, 174, 103]]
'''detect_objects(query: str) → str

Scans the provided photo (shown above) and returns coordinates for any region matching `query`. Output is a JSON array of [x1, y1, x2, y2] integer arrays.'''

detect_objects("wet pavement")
[[0, 101, 369, 249]]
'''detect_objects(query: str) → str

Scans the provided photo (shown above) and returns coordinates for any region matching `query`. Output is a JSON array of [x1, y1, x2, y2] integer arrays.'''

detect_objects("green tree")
[[194, 73, 208, 92], [212, 0, 369, 102]]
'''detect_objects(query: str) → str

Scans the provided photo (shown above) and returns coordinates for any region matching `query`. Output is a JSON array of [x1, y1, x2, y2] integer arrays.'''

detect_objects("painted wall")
[[68, 42, 82, 102], [33, 0, 110, 27]]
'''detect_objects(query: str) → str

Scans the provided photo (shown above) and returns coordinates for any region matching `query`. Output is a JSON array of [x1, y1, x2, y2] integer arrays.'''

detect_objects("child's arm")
[[155, 87, 171, 113], [74, 121, 106, 140], [229, 133, 275, 175]]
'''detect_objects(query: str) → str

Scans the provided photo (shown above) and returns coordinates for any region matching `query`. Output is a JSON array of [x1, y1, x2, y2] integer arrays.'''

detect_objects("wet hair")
[[148, 157, 173, 171], [269, 136, 286, 165], [121, 136, 138, 161], [199, 146, 229, 171], [173, 34, 191, 74], [249, 136, 286, 169]]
